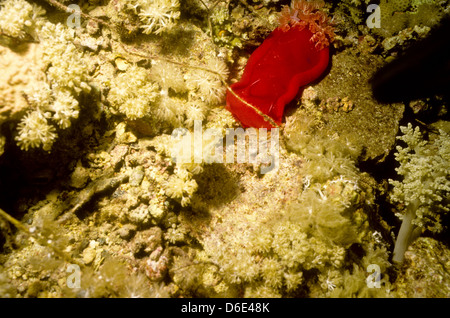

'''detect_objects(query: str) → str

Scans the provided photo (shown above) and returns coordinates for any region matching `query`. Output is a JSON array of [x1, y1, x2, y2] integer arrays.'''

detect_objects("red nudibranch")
[[226, 0, 335, 128]]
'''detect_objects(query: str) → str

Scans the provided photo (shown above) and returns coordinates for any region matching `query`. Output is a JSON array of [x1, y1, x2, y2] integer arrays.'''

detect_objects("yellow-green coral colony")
[[0, 0, 229, 152], [389, 124, 449, 263], [0, 0, 449, 299]]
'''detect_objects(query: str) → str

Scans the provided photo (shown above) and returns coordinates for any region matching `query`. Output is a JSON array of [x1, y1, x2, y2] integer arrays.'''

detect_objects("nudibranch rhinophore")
[[226, 0, 335, 128]]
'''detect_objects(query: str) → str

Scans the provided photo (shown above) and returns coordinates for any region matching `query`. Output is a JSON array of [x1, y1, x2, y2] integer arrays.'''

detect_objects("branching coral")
[[195, 136, 373, 296], [16, 84, 81, 148], [278, 0, 335, 50], [5, 0, 229, 152], [49, 90, 80, 129], [150, 128, 221, 207], [189, 102, 386, 296], [199, 207, 350, 296], [389, 123, 449, 263]]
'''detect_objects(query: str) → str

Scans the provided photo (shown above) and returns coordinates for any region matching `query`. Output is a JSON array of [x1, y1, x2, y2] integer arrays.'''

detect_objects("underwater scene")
[[0, 0, 449, 298]]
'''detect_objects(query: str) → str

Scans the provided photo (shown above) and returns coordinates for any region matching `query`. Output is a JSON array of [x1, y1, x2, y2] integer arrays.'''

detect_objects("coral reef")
[[0, 0, 449, 300]]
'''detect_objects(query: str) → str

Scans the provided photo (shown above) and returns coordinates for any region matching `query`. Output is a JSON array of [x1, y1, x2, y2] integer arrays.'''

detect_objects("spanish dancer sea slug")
[[226, 0, 335, 128]]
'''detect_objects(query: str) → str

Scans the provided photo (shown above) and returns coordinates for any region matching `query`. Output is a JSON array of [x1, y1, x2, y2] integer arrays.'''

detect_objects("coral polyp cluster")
[[0, 0, 44, 38], [279, 0, 335, 49], [130, 0, 181, 35], [15, 110, 57, 151]]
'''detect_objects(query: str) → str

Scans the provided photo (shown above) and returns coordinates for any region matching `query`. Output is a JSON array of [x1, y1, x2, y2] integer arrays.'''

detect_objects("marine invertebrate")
[[108, 53, 228, 130], [163, 168, 198, 207], [129, 0, 181, 35], [187, 58, 229, 105], [15, 110, 57, 152], [278, 0, 335, 49], [38, 23, 92, 95], [108, 64, 159, 120], [0, 0, 45, 38], [48, 89, 80, 129], [200, 209, 349, 296], [11, 18, 92, 152], [389, 123, 449, 263], [226, 0, 334, 128]]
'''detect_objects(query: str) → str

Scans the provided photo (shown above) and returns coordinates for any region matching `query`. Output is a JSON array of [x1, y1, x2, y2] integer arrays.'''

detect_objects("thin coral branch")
[[119, 42, 225, 78]]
